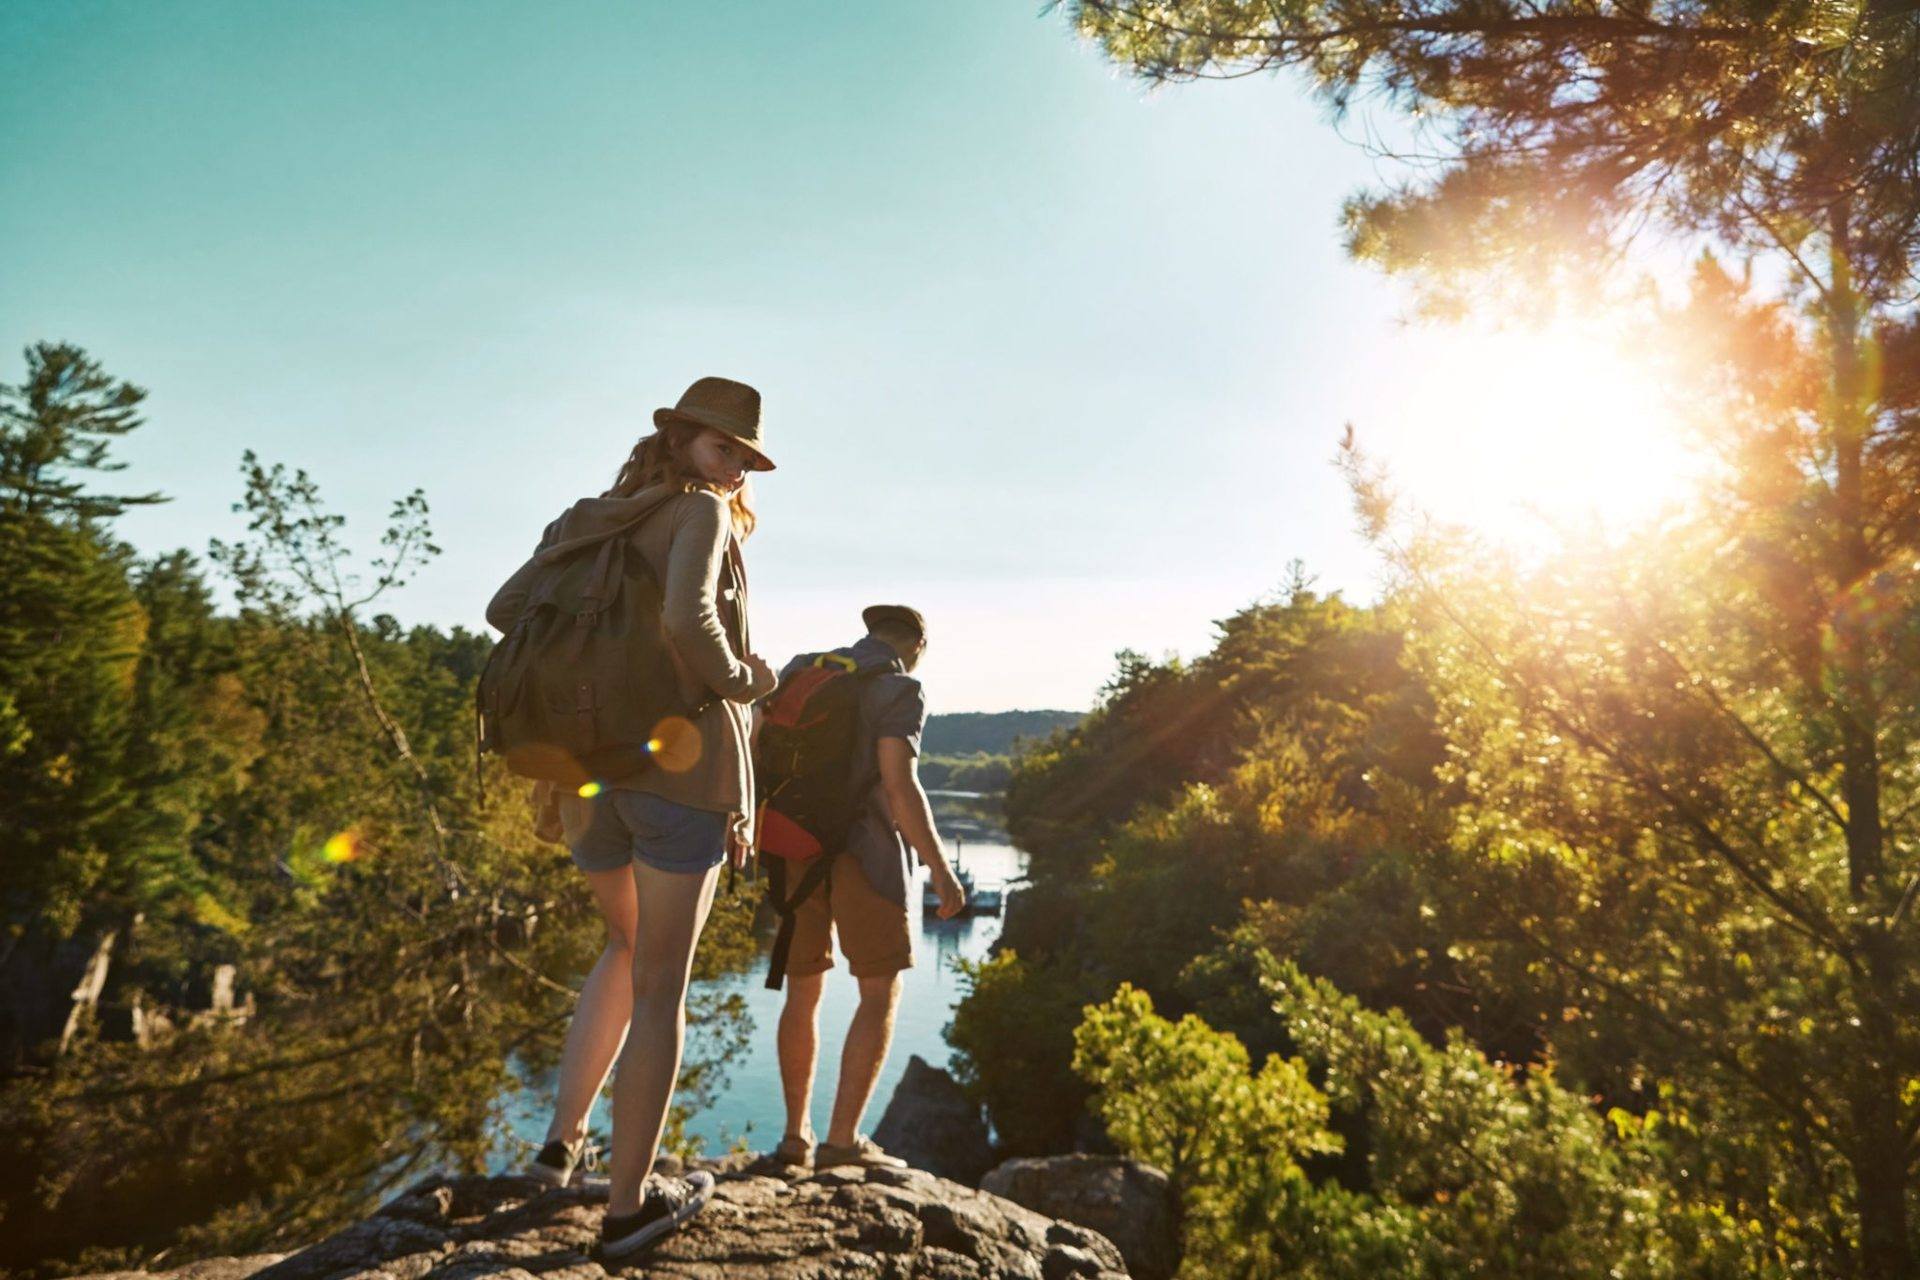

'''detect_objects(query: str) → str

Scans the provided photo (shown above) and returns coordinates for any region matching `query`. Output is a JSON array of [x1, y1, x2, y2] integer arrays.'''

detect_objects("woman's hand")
[[727, 812, 754, 872], [742, 653, 778, 700]]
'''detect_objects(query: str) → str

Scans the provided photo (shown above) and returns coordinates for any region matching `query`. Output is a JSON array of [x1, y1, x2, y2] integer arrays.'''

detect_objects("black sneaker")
[[598, 1170, 716, 1260], [528, 1137, 598, 1188]]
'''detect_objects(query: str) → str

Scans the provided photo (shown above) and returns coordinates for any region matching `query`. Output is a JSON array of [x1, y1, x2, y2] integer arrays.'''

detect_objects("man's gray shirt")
[[775, 636, 927, 908]]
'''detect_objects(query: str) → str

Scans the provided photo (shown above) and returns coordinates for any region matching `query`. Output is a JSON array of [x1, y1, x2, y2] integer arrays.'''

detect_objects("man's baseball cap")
[[862, 604, 926, 643]]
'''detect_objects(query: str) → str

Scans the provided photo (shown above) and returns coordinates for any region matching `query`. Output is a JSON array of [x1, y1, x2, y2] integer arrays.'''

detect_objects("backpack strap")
[[762, 851, 842, 990], [576, 530, 624, 620]]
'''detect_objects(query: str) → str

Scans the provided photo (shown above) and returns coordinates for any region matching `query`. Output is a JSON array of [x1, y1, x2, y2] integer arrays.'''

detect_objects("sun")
[[1377, 317, 1701, 544]]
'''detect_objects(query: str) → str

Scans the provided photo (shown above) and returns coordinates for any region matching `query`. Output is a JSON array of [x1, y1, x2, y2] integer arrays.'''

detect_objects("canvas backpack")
[[755, 649, 899, 989], [476, 517, 719, 791]]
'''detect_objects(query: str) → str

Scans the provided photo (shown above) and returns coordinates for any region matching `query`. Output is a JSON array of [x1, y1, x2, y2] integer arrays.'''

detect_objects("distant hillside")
[[923, 709, 1083, 757]]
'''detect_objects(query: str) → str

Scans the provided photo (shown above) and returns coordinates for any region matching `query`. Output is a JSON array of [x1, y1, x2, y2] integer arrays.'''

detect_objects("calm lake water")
[[495, 833, 1024, 1160]]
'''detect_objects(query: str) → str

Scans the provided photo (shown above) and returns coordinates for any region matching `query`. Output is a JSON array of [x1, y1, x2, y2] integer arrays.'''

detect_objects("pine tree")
[[0, 343, 162, 521], [0, 344, 163, 1064]]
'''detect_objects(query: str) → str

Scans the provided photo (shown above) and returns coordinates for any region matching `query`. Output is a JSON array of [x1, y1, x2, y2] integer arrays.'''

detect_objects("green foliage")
[[948, 950, 1099, 1155], [1075, 964, 1765, 1279], [1005, 647, 1203, 872], [1006, 582, 1441, 879], [0, 508, 149, 941], [0, 347, 757, 1275], [961, 585, 1464, 1152], [1074, 983, 1340, 1275], [0, 345, 189, 948]]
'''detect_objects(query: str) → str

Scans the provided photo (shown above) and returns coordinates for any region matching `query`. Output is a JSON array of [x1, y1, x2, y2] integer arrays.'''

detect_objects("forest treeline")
[[922, 711, 1082, 758], [917, 754, 1015, 796], [918, 712, 1082, 798], [0, 343, 757, 1276]]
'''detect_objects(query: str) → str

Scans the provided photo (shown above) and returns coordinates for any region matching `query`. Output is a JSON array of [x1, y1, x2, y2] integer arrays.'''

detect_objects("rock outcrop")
[[82, 1257, 286, 1280], [88, 1156, 1131, 1280], [981, 1155, 1177, 1280], [871, 1054, 995, 1186]]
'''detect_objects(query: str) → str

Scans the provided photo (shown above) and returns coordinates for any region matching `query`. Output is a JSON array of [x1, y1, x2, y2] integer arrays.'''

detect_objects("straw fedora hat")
[[653, 376, 775, 471]]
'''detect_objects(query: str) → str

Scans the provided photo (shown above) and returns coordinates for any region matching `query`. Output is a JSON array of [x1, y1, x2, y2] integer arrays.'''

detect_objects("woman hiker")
[[484, 376, 780, 1259]]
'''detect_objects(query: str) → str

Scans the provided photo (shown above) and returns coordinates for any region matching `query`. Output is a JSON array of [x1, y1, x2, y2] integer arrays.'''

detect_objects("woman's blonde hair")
[[605, 422, 757, 540]]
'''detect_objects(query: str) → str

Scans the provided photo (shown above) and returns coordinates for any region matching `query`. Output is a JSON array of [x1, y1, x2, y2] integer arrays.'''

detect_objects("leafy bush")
[[1075, 963, 1767, 1279]]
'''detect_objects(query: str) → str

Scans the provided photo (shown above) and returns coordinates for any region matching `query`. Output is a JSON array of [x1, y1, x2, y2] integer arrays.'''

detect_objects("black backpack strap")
[[763, 850, 840, 990], [764, 857, 793, 990]]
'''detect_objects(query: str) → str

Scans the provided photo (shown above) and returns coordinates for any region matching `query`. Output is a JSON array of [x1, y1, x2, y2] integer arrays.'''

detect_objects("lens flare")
[[322, 830, 362, 863], [578, 780, 604, 798], [649, 715, 703, 774]]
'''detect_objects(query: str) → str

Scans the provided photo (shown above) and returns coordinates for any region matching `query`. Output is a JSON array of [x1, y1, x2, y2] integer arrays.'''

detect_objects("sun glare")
[[1380, 320, 1701, 545]]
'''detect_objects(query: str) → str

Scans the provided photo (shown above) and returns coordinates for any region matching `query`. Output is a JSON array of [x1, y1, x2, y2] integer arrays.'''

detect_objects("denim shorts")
[[567, 789, 728, 876]]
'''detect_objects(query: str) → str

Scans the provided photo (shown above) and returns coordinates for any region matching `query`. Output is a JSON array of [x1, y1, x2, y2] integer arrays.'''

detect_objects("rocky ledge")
[[89, 1155, 1131, 1280]]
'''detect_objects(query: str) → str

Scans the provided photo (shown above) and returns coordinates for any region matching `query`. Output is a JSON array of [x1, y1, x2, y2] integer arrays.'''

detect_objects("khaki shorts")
[[783, 853, 913, 979]]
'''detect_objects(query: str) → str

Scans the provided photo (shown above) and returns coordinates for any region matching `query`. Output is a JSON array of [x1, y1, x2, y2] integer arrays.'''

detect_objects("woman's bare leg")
[[545, 865, 640, 1145], [605, 859, 722, 1215]]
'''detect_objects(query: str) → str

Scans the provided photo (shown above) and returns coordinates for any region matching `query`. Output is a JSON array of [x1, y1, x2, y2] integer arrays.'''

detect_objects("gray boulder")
[[871, 1053, 996, 1185], [981, 1155, 1177, 1280]]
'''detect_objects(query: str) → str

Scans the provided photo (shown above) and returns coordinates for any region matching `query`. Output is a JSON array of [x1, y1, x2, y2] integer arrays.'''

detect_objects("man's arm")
[[877, 736, 965, 918]]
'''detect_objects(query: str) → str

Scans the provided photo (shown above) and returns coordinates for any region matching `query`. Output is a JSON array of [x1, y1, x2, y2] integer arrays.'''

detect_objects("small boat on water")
[[923, 843, 1004, 916], [924, 862, 974, 913]]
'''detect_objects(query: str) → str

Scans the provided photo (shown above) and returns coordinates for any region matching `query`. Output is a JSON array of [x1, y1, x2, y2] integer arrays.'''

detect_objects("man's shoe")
[[771, 1134, 813, 1169], [527, 1137, 598, 1188], [813, 1134, 908, 1171], [598, 1171, 715, 1260]]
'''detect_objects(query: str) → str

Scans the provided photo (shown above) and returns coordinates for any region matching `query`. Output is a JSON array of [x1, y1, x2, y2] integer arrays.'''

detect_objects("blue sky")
[[2, 2, 1619, 712]]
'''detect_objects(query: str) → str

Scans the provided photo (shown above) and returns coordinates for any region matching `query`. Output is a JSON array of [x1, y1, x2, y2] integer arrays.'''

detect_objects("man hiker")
[[758, 604, 966, 1171]]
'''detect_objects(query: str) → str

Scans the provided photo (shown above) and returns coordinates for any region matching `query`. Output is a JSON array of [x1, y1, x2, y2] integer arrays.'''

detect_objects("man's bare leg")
[[777, 971, 825, 1145], [824, 972, 903, 1146]]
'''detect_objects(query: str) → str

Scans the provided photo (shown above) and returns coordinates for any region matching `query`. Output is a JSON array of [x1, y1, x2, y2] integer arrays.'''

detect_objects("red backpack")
[[755, 650, 898, 988]]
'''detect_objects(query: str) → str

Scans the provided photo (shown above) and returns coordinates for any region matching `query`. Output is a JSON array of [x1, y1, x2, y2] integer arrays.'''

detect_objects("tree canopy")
[[1067, 0, 1920, 306]]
